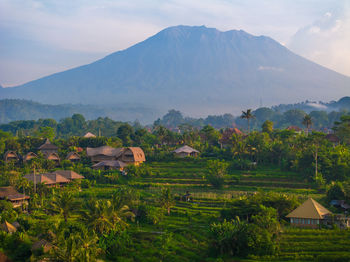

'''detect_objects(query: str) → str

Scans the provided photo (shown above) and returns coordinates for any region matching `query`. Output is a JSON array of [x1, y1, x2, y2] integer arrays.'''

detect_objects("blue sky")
[[0, 0, 349, 86]]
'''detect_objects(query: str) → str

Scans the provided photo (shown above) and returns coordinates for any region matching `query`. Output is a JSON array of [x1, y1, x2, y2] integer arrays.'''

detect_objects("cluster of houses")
[[4, 138, 80, 165]]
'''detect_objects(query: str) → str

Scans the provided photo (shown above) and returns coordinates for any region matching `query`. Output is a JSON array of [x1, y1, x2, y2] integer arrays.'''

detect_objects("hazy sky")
[[0, 0, 349, 87]]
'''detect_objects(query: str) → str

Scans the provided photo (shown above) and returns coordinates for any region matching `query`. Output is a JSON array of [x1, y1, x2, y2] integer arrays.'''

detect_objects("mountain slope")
[[1, 25, 350, 115]]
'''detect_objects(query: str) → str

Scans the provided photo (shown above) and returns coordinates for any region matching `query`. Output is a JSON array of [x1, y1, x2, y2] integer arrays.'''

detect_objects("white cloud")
[[288, 4, 350, 76]]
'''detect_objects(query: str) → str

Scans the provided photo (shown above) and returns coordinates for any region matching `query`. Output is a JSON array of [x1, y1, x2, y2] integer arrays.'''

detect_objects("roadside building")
[[173, 145, 199, 158]]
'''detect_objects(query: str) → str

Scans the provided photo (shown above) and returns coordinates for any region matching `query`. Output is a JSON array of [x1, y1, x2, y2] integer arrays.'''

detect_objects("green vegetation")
[[1, 112, 350, 261]]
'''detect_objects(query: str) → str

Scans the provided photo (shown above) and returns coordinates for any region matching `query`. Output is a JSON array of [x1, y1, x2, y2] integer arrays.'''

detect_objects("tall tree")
[[302, 114, 312, 135], [241, 109, 255, 133]]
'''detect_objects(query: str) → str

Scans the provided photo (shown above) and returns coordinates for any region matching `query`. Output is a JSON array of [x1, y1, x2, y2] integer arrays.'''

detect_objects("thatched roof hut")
[[38, 139, 58, 155], [92, 160, 127, 170], [87, 146, 123, 157], [0, 186, 30, 207], [83, 132, 96, 138], [66, 152, 80, 162], [43, 152, 60, 164], [286, 198, 332, 228], [120, 147, 146, 164], [173, 145, 199, 158], [54, 170, 84, 180], [24, 174, 56, 185], [0, 221, 17, 234], [4, 151, 19, 162], [38, 139, 58, 150], [23, 152, 38, 162]]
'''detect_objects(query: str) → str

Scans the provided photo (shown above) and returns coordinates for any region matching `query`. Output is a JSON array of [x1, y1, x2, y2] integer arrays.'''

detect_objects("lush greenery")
[[1, 110, 350, 261]]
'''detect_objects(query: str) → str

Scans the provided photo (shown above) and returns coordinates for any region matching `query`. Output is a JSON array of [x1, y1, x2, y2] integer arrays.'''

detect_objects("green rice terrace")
[[2, 119, 350, 261], [68, 159, 350, 261]]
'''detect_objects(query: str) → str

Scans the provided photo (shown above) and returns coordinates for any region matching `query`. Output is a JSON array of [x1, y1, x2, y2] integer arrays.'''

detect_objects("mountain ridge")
[[1, 25, 349, 115]]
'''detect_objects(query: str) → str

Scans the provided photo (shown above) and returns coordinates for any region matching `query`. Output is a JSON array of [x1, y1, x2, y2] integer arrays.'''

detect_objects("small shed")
[[173, 145, 199, 158], [4, 151, 19, 163], [66, 152, 80, 162], [286, 198, 332, 228]]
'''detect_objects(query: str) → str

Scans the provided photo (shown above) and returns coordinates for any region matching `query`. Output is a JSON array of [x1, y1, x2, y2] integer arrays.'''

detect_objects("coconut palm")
[[50, 190, 77, 222], [80, 198, 134, 235], [240, 109, 255, 133], [302, 114, 312, 135]]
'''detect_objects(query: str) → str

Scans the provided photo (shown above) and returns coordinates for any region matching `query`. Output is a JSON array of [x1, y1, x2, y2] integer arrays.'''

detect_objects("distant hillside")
[[272, 96, 350, 113], [0, 99, 160, 124], [1, 25, 350, 115]]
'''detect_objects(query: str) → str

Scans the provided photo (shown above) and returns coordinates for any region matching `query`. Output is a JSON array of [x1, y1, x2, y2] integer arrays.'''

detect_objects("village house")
[[83, 132, 96, 138], [286, 126, 302, 133], [92, 160, 127, 171], [24, 173, 69, 187], [286, 198, 333, 228], [38, 139, 58, 155], [66, 152, 81, 163], [87, 146, 146, 167], [4, 151, 19, 163], [23, 152, 38, 162], [87, 146, 123, 163], [24, 170, 84, 188], [44, 152, 61, 166], [54, 170, 85, 181], [173, 145, 199, 158], [219, 128, 243, 148], [0, 186, 30, 207]]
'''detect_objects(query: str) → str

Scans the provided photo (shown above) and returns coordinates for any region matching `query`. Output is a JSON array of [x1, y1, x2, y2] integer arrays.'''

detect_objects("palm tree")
[[50, 191, 77, 222], [240, 109, 255, 133], [302, 114, 312, 135], [159, 188, 175, 215], [80, 199, 134, 234]]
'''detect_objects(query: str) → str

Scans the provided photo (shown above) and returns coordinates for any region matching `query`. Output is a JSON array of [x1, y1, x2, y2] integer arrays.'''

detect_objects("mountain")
[[1, 25, 350, 116]]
